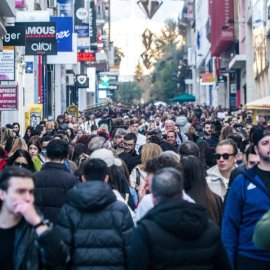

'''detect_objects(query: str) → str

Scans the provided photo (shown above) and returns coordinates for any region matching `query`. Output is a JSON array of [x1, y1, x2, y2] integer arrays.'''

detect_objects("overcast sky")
[[110, 0, 183, 80], [111, 0, 182, 22]]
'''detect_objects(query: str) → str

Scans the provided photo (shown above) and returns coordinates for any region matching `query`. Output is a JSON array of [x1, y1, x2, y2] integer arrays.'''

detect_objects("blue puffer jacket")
[[222, 166, 270, 266]]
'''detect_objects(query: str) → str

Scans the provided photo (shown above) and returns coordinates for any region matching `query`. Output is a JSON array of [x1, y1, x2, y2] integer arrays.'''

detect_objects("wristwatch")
[[33, 218, 51, 229]]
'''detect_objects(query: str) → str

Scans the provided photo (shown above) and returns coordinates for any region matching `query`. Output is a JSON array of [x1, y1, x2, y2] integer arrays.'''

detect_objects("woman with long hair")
[[219, 126, 234, 141], [8, 149, 35, 172], [71, 143, 88, 166], [2, 128, 16, 152], [197, 139, 211, 172], [23, 126, 34, 144], [107, 161, 136, 217], [130, 143, 162, 191], [9, 137, 28, 157], [66, 127, 75, 142], [181, 155, 223, 225]]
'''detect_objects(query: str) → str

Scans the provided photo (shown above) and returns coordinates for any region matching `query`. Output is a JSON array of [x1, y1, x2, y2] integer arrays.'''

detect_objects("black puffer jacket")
[[14, 219, 69, 270], [56, 180, 134, 270], [128, 199, 232, 270], [34, 162, 78, 222]]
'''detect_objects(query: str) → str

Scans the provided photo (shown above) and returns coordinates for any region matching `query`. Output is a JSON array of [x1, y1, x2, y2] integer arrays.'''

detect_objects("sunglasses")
[[214, 153, 235, 160], [13, 162, 29, 168]]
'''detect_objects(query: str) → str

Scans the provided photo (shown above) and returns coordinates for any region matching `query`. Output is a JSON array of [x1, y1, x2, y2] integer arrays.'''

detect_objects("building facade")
[[181, 0, 270, 110]]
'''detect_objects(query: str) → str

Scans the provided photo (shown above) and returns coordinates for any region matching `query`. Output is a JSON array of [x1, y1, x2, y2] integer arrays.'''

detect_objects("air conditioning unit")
[[48, 0, 57, 8]]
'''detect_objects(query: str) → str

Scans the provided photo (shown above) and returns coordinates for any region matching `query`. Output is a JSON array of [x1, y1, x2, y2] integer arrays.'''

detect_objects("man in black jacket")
[[0, 166, 69, 270], [56, 158, 134, 270], [128, 167, 231, 270], [34, 139, 78, 222]]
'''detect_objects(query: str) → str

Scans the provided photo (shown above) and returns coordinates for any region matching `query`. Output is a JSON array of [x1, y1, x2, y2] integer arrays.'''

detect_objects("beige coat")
[[206, 164, 229, 200]]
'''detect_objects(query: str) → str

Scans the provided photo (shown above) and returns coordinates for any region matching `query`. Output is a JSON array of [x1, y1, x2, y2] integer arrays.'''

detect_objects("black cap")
[[252, 127, 270, 146]]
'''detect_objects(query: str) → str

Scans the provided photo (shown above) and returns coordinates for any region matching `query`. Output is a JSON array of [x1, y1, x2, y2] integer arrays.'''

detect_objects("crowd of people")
[[0, 102, 270, 269]]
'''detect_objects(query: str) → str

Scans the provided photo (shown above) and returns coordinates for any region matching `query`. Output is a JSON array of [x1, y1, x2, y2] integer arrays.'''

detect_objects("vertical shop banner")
[[57, 0, 73, 17], [0, 86, 18, 110], [0, 46, 15, 81], [89, 0, 97, 43], [74, 0, 89, 37], [50, 17, 73, 52], [25, 22, 57, 55]]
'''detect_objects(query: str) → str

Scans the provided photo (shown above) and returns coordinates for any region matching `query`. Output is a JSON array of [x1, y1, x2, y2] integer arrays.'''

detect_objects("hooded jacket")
[[128, 199, 231, 270], [56, 181, 134, 270], [222, 166, 270, 265]]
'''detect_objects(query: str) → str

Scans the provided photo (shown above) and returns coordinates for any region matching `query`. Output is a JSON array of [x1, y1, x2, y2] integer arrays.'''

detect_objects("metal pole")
[[108, 0, 111, 44], [194, 0, 200, 104]]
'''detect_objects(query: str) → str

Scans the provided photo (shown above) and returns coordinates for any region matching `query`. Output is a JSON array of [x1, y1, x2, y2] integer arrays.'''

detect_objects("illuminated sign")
[[77, 52, 95, 62]]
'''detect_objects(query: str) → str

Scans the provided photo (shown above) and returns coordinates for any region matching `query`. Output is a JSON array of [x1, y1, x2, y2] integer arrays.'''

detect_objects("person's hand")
[[138, 181, 149, 202], [13, 200, 41, 226]]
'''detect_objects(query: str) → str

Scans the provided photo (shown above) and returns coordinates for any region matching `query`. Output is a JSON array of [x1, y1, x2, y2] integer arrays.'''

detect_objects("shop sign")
[[25, 22, 57, 55], [50, 16, 73, 52], [77, 52, 95, 62], [200, 72, 215, 85], [74, 0, 89, 37], [0, 46, 15, 81], [0, 86, 18, 110], [3, 24, 25, 46], [76, 74, 89, 88]]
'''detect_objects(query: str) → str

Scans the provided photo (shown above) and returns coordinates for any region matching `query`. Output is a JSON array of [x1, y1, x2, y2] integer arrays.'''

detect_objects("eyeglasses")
[[214, 153, 235, 160], [13, 162, 29, 168], [123, 142, 135, 148]]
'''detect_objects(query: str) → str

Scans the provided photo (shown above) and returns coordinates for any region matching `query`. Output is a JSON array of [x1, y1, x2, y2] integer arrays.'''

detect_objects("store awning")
[[169, 93, 196, 103], [244, 96, 270, 110]]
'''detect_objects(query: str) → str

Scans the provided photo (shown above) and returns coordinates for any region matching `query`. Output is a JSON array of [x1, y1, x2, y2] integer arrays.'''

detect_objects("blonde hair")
[[141, 143, 162, 169], [53, 120, 59, 130], [9, 137, 28, 155], [1, 128, 14, 145], [46, 121, 54, 129]]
